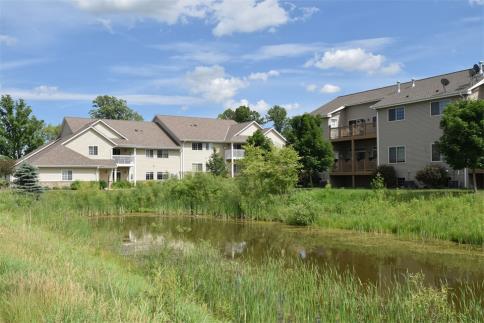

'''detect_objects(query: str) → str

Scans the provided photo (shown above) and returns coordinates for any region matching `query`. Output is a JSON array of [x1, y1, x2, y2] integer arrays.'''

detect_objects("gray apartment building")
[[311, 65, 484, 188]]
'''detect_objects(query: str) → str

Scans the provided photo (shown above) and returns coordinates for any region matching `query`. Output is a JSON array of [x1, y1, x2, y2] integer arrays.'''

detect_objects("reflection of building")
[[312, 66, 484, 188], [15, 115, 286, 187]]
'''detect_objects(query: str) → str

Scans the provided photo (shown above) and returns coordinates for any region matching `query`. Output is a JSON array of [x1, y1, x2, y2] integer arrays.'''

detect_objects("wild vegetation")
[[0, 191, 482, 322]]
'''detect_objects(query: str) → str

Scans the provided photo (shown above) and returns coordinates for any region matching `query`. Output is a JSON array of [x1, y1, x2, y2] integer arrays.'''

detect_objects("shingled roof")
[[311, 68, 478, 116]]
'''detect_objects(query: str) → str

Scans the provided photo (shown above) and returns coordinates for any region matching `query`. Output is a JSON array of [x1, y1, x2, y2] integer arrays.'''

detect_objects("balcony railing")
[[225, 149, 245, 160], [112, 155, 135, 165], [330, 123, 376, 141], [332, 159, 377, 173]]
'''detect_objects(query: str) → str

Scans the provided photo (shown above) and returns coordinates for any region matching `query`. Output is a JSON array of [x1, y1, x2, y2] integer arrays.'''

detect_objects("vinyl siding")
[[64, 129, 114, 159], [264, 130, 285, 148], [181, 142, 224, 173], [238, 123, 260, 136], [135, 148, 181, 180], [38, 167, 98, 182], [377, 96, 465, 184], [93, 123, 123, 139]]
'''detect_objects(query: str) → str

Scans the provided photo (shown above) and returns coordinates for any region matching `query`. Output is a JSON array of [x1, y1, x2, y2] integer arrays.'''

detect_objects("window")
[[192, 142, 203, 150], [145, 149, 154, 158], [112, 148, 121, 155], [234, 143, 243, 150], [88, 146, 98, 156], [205, 143, 211, 150], [389, 146, 405, 163], [157, 172, 169, 180], [431, 143, 442, 162], [157, 149, 168, 158], [62, 170, 72, 181], [145, 172, 154, 180], [430, 99, 451, 116], [192, 163, 203, 172], [388, 107, 405, 121]]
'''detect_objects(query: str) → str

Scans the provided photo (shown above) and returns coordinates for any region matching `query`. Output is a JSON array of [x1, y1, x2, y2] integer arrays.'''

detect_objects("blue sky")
[[0, 0, 483, 125]]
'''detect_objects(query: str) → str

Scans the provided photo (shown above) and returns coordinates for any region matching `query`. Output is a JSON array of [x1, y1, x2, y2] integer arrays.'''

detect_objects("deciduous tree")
[[218, 105, 264, 124], [90, 95, 143, 121], [265, 105, 287, 132], [438, 99, 484, 192], [246, 130, 273, 152], [0, 95, 45, 159], [206, 149, 228, 176]]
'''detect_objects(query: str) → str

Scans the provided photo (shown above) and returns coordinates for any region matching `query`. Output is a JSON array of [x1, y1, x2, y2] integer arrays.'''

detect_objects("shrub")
[[112, 180, 133, 189], [70, 180, 82, 190], [0, 179, 9, 189], [12, 163, 43, 194], [416, 164, 449, 188], [373, 165, 397, 188], [99, 180, 108, 190]]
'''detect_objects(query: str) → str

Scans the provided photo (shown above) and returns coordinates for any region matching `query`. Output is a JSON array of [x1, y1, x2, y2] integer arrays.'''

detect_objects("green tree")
[[265, 105, 287, 132], [13, 163, 43, 194], [246, 130, 273, 152], [0, 157, 15, 180], [238, 145, 301, 198], [438, 99, 484, 192], [90, 95, 143, 121], [42, 124, 61, 142], [0, 95, 45, 159], [285, 114, 334, 187], [206, 149, 228, 176], [218, 105, 264, 124]]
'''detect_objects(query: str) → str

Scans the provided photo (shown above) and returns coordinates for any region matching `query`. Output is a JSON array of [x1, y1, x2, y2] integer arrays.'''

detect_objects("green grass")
[[0, 190, 483, 321]]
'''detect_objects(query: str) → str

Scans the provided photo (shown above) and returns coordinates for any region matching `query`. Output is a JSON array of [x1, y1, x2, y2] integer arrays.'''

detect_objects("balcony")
[[225, 149, 245, 160], [331, 159, 377, 175], [112, 155, 135, 165], [330, 123, 376, 141]]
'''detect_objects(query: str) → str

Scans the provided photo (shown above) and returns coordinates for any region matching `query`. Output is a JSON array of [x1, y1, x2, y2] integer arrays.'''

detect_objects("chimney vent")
[[480, 61, 484, 75], [397, 81, 401, 93], [411, 78, 415, 88]]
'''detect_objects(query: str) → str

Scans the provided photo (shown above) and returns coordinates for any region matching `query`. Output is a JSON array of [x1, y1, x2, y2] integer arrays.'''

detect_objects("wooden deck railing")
[[332, 159, 377, 173], [329, 123, 376, 140]]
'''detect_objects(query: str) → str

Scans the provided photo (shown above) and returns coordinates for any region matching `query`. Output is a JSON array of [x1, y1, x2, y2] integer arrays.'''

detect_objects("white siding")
[[264, 130, 285, 148], [38, 167, 97, 182], [65, 129, 114, 159], [93, 123, 123, 139], [181, 142, 224, 173], [238, 123, 260, 136], [135, 148, 181, 180]]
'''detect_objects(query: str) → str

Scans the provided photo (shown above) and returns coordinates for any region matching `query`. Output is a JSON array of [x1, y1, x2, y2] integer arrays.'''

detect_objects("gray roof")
[[64, 117, 179, 149], [154, 115, 249, 142], [312, 69, 478, 115]]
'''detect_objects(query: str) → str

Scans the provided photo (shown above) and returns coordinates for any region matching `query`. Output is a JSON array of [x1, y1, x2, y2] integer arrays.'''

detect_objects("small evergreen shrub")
[[12, 163, 43, 194], [373, 165, 397, 188], [70, 180, 82, 190], [99, 180, 108, 190], [416, 164, 449, 188], [371, 172, 385, 190]]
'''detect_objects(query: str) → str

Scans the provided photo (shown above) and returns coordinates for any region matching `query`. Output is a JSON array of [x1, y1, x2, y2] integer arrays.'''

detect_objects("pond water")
[[90, 215, 484, 298]]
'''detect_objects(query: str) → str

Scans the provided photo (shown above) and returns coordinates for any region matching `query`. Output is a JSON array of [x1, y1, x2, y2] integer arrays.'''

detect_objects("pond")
[[91, 215, 484, 298]]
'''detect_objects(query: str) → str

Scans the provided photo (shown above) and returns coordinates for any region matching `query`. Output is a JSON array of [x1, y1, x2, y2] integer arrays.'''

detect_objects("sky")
[[0, 0, 483, 125]]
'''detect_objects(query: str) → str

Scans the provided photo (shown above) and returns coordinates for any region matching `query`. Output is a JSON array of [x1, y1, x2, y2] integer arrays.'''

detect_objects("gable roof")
[[311, 68, 479, 115], [154, 115, 240, 142]]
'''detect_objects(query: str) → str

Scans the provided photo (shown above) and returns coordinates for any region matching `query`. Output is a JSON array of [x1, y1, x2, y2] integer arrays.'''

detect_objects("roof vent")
[[189, 123, 198, 127], [411, 78, 415, 88], [396, 81, 401, 93], [480, 61, 484, 75]]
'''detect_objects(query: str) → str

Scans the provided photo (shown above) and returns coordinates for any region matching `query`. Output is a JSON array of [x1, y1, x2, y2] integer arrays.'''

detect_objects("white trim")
[[133, 148, 137, 185], [430, 142, 443, 162], [232, 121, 262, 138], [371, 93, 461, 110], [327, 105, 346, 118], [467, 78, 484, 93], [62, 124, 118, 146], [387, 106, 405, 122], [263, 127, 287, 143], [388, 145, 406, 164], [61, 169, 73, 181], [92, 120, 128, 140], [14, 139, 60, 166], [34, 165, 113, 168]]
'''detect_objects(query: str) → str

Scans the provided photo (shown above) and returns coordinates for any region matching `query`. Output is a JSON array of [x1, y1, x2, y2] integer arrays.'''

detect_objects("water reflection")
[[91, 215, 484, 297]]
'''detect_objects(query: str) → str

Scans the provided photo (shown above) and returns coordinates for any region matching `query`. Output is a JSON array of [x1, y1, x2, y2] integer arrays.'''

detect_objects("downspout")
[[376, 111, 380, 166], [180, 142, 184, 179]]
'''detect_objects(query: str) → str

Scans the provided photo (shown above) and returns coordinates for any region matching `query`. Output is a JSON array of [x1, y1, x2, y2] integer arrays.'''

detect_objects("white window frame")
[[145, 172, 154, 180], [192, 142, 203, 151], [157, 171, 169, 180], [88, 146, 98, 156], [192, 163, 203, 172], [430, 99, 451, 117], [145, 149, 154, 158], [388, 107, 405, 122], [431, 142, 443, 162], [62, 169, 73, 181], [388, 146, 406, 164], [157, 149, 168, 158]]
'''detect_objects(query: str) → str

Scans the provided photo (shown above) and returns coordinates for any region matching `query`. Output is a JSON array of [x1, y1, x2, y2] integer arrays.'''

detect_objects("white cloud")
[[320, 84, 340, 93], [1, 85, 201, 106], [380, 63, 403, 75], [225, 98, 270, 112], [306, 84, 317, 92], [248, 70, 279, 81], [469, 0, 484, 5], [0, 34, 17, 46], [290, 6, 319, 22], [185, 65, 248, 103], [305, 48, 401, 75], [96, 18, 114, 33], [153, 42, 230, 64], [243, 43, 322, 61], [211, 0, 288, 36], [0, 58, 47, 71], [110, 64, 182, 77], [283, 102, 300, 111]]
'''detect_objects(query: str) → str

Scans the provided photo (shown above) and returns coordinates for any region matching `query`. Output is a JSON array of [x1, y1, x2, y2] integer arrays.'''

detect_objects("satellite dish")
[[473, 64, 480, 75], [441, 78, 450, 87]]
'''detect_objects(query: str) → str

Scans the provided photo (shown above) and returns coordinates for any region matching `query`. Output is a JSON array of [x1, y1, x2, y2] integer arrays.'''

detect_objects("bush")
[[99, 180, 108, 190], [112, 180, 133, 189], [70, 180, 82, 190], [0, 179, 9, 189], [373, 165, 397, 188], [416, 164, 449, 188], [12, 163, 43, 194]]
